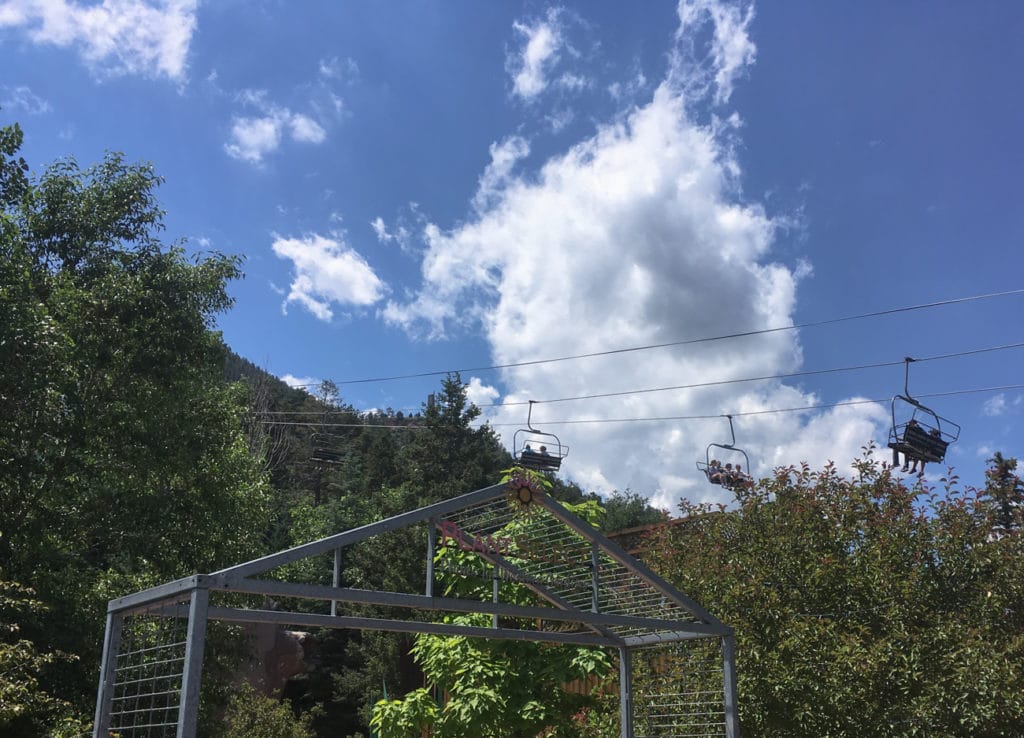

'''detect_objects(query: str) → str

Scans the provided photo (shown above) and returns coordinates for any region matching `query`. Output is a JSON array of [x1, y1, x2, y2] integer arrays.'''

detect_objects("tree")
[[370, 491, 615, 738], [602, 489, 668, 532], [642, 450, 1024, 737], [219, 684, 317, 738], [0, 124, 271, 723], [399, 373, 510, 500], [983, 452, 1024, 533], [0, 581, 88, 738]]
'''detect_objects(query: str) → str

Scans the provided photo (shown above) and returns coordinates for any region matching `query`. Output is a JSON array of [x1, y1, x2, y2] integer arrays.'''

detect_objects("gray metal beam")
[[331, 548, 341, 617], [619, 647, 634, 738], [107, 575, 208, 614], [535, 493, 723, 625], [723, 634, 740, 738], [213, 483, 506, 581], [176, 588, 209, 738], [219, 578, 704, 634], [92, 611, 123, 738], [425, 520, 436, 597], [205, 606, 620, 647], [623, 626, 731, 647]]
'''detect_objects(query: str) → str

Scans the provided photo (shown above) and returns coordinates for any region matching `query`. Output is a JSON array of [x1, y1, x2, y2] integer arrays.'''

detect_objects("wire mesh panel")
[[107, 610, 189, 737], [634, 640, 727, 738], [438, 492, 701, 639]]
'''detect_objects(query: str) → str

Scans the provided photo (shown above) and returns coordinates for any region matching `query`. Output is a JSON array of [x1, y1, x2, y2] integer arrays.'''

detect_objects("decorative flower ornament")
[[507, 468, 542, 509]]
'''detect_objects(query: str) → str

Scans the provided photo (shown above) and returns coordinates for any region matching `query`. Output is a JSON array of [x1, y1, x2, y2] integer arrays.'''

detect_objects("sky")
[[3, 0, 1023, 510]]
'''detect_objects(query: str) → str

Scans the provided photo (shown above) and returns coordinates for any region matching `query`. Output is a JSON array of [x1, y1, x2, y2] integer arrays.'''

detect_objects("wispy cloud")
[[319, 55, 359, 82], [0, 0, 198, 81], [281, 373, 319, 390], [371, 216, 413, 251], [472, 135, 530, 214], [672, 0, 757, 105], [272, 233, 386, 321], [0, 84, 51, 114], [983, 394, 1006, 417], [224, 90, 327, 164], [508, 8, 566, 101]]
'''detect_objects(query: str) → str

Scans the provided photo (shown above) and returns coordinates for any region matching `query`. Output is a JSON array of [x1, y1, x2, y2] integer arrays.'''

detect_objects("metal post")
[[723, 633, 740, 738], [92, 611, 123, 738], [492, 564, 499, 629], [591, 542, 600, 612], [426, 521, 436, 597], [619, 647, 634, 738], [176, 588, 210, 738], [331, 548, 342, 617]]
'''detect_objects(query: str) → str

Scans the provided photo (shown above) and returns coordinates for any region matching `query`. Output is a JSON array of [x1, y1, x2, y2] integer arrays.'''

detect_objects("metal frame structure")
[[94, 481, 738, 738]]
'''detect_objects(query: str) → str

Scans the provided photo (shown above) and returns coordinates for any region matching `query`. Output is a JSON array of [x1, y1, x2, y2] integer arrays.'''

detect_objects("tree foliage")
[[370, 493, 615, 738], [642, 450, 1024, 737], [219, 684, 318, 738], [0, 123, 271, 725]]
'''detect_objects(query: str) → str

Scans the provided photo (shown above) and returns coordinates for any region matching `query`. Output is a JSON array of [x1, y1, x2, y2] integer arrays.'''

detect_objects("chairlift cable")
[[258, 383, 1024, 429], [320, 288, 1024, 385], [258, 340, 1024, 415]]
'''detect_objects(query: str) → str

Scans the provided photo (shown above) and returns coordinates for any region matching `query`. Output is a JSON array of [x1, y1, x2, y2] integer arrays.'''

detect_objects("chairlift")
[[311, 432, 346, 464], [696, 415, 753, 491], [888, 357, 960, 466], [513, 401, 568, 472]]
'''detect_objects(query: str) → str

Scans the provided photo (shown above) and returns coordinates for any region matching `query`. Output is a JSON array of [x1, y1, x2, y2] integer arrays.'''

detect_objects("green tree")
[[400, 373, 510, 500], [602, 489, 668, 532], [983, 451, 1023, 533], [642, 451, 1024, 737], [370, 493, 615, 738], [219, 684, 317, 738], [0, 581, 88, 737], [0, 124, 271, 723]]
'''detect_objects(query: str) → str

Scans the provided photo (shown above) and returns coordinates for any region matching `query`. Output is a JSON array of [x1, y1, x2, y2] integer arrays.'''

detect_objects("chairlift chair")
[[696, 415, 753, 491], [513, 401, 568, 472], [888, 357, 960, 465], [311, 432, 346, 464]]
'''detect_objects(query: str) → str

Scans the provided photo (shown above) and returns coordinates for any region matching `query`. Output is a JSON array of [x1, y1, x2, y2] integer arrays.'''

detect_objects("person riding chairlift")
[[904, 427, 942, 475], [891, 418, 919, 471]]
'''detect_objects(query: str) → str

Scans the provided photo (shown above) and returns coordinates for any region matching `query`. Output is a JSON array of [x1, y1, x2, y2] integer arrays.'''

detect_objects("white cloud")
[[465, 377, 500, 408], [557, 72, 589, 92], [224, 94, 328, 163], [319, 55, 359, 82], [289, 113, 326, 143], [672, 0, 756, 105], [546, 108, 574, 133], [385, 0, 885, 508], [983, 394, 1007, 417], [508, 9, 564, 100], [0, 84, 50, 114], [225, 115, 282, 163], [473, 135, 530, 214], [370, 213, 417, 253], [0, 0, 198, 81], [281, 373, 319, 390], [272, 233, 386, 321], [608, 66, 648, 101]]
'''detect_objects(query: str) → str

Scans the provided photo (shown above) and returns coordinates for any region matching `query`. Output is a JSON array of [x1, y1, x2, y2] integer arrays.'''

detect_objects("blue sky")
[[3, 0, 1022, 508]]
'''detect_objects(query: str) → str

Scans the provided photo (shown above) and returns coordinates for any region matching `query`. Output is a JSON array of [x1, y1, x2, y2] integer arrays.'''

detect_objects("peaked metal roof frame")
[[95, 481, 738, 738]]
